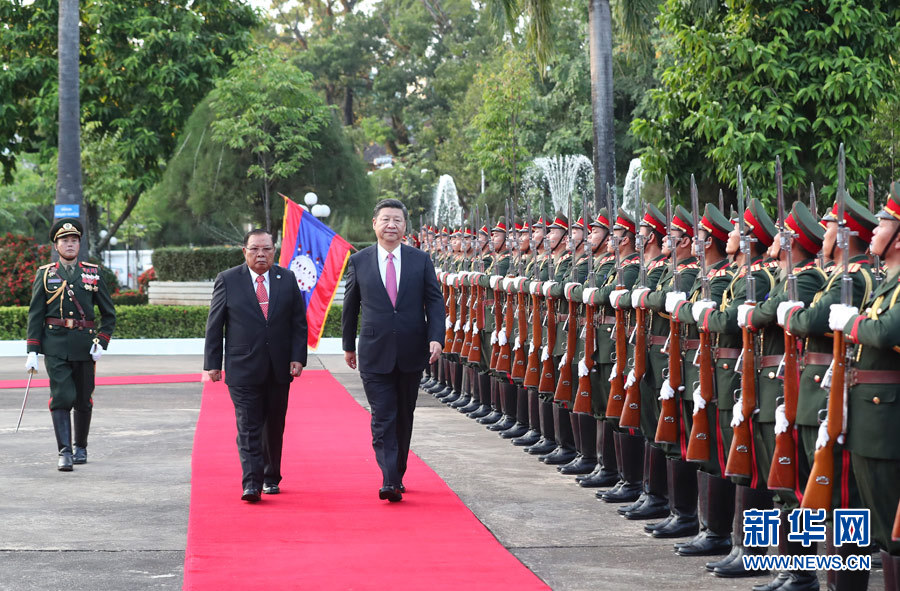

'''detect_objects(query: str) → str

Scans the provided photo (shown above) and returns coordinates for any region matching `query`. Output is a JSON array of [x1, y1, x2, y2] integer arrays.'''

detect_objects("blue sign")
[[54, 204, 80, 218], [743, 508, 780, 547], [787, 508, 828, 547], [834, 509, 870, 546]]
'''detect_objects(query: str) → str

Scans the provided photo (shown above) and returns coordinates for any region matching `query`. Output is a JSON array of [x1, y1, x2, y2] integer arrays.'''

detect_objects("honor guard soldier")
[[830, 182, 900, 591], [25, 218, 116, 471]]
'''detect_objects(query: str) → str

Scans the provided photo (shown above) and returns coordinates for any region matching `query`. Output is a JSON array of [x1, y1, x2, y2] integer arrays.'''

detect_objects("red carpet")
[[0, 373, 200, 389], [184, 370, 549, 590]]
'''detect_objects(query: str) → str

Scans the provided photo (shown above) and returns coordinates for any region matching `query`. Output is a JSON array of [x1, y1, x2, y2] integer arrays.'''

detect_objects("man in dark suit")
[[204, 229, 308, 502], [342, 199, 445, 502]]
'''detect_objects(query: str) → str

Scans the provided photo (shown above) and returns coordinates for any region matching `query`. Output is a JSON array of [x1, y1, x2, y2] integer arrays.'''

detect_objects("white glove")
[[564, 282, 581, 298], [529, 281, 541, 295], [541, 345, 550, 362], [497, 328, 508, 346], [446, 272, 457, 285], [435, 267, 443, 275], [665, 291, 687, 314], [558, 355, 567, 369], [578, 358, 590, 377], [692, 300, 717, 324], [608, 362, 619, 382], [609, 289, 628, 308], [512, 337, 521, 351], [737, 304, 753, 328], [90, 343, 103, 362], [582, 287, 600, 305], [490, 330, 498, 345], [502, 277, 515, 291], [471, 322, 479, 334], [777, 300, 804, 327], [542, 281, 558, 297], [828, 304, 858, 332], [815, 420, 829, 450], [658, 378, 674, 400], [624, 369, 636, 389], [529, 341, 536, 354], [730, 402, 745, 428], [490, 275, 503, 290], [463, 320, 470, 333], [631, 287, 651, 309], [25, 352, 39, 373], [454, 319, 461, 331], [692, 385, 705, 410], [445, 317, 452, 330], [774, 403, 789, 435]]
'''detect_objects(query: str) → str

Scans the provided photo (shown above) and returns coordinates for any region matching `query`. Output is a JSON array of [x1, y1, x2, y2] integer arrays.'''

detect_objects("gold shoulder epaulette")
[[678, 262, 699, 271], [38, 263, 54, 270], [80, 261, 99, 267], [847, 262, 862, 273]]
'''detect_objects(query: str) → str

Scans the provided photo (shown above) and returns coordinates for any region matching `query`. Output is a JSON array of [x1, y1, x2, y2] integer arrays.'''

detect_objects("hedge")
[[0, 304, 345, 341]]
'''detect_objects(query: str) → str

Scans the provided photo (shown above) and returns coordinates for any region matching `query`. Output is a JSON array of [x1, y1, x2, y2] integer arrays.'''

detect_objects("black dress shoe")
[[458, 400, 481, 414], [541, 447, 577, 465], [487, 416, 516, 431], [578, 468, 620, 488], [448, 395, 471, 408], [499, 423, 529, 439], [476, 410, 503, 425], [467, 405, 492, 419], [644, 514, 674, 534], [262, 483, 280, 495], [241, 488, 261, 502], [651, 515, 699, 538], [511, 430, 541, 447], [524, 437, 557, 455], [558, 457, 597, 475], [676, 533, 731, 556], [399, 484, 406, 493], [600, 481, 641, 503], [624, 497, 670, 520], [378, 486, 402, 502], [73, 446, 87, 464]]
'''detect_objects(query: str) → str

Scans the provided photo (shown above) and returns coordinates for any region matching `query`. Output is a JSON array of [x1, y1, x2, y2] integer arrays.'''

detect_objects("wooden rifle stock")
[[444, 281, 455, 349], [892, 499, 900, 541], [496, 289, 515, 374], [524, 289, 543, 387], [489, 288, 503, 370], [553, 297, 578, 406], [686, 331, 714, 462], [451, 280, 467, 355], [467, 283, 484, 363], [606, 307, 628, 418], [768, 331, 800, 491], [620, 306, 646, 428], [655, 315, 681, 443], [538, 296, 557, 394], [801, 332, 845, 511], [725, 322, 757, 478], [460, 282, 473, 358], [573, 302, 595, 414], [511, 289, 528, 380]]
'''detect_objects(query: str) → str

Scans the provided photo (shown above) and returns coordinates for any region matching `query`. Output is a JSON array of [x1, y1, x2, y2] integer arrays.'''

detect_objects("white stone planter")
[[147, 281, 214, 306]]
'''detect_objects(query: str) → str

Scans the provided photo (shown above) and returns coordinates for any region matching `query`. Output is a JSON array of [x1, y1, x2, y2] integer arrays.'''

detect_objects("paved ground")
[[0, 355, 884, 590]]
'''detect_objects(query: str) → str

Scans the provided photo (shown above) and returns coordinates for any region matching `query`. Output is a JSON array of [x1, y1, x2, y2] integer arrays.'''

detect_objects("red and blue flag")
[[279, 195, 353, 350]]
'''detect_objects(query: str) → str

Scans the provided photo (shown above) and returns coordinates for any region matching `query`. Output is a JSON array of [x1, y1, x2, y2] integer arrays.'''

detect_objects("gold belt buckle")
[[65, 318, 74, 329]]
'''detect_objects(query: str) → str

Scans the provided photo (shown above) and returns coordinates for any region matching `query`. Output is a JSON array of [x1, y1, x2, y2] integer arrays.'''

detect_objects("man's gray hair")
[[373, 198, 409, 222]]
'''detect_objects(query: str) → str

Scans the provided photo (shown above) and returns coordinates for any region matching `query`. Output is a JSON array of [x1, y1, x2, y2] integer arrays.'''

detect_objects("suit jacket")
[[341, 244, 444, 373], [204, 263, 308, 386]]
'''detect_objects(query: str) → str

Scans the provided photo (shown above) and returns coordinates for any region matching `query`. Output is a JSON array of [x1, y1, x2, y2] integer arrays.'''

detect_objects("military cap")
[[463, 227, 475, 237], [548, 212, 569, 231], [532, 216, 546, 229], [478, 224, 490, 235], [512, 220, 524, 232], [50, 218, 83, 242], [671, 205, 695, 238], [450, 227, 462, 237], [821, 192, 878, 243], [699, 203, 731, 243], [876, 181, 900, 222], [439, 226, 449, 236], [589, 208, 611, 229], [785, 201, 825, 254], [743, 197, 777, 248], [640, 203, 666, 235], [613, 208, 636, 234], [517, 220, 531, 232], [491, 217, 508, 233], [572, 216, 586, 230]]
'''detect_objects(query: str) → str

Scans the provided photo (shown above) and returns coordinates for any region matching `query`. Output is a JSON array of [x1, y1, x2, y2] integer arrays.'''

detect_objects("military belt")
[[847, 369, 900, 386], [803, 352, 833, 366], [598, 315, 616, 324], [47, 318, 94, 330], [716, 348, 741, 359], [556, 313, 568, 322], [682, 339, 701, 350], [759, 355, 783, 368], [649, 335, 668, 346]]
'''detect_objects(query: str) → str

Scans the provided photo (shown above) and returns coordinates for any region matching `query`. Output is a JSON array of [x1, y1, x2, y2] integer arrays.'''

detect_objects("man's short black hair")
[[243, 228, 273, 247], [373, 198, 409, 221]]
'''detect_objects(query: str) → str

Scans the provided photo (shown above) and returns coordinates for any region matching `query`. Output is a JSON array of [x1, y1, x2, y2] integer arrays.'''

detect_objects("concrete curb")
[[0, 337, 345, 357]]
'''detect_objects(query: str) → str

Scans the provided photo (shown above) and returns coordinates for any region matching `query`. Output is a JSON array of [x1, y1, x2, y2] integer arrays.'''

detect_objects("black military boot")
[[476, 379, 504, 424], [757, 513, 819, 591], [625, 443, 670, 520], [619, 440, 652, 516], [500, 385, 529, 438], [561, 413, 598, 474], [679, 472, 733, 556], [467, 372, 493, 418], [652, 458, 699, 538], [513, 388, 542, 446], [597, 429, 627, 499], [826, 527, 869, 591], [881, 551, 898, 591], [601, 430, 643, 503], [488, 382, 517, 431], [541, 404, 577, 465], [428, 358, 449, 394], [580, 418, 619, 487], [713, 485, 773, 577], [51, 409, 74, 471], [73, 408, 92, 464], [442, 361, 464, 404], [525, 400, 557, 455]]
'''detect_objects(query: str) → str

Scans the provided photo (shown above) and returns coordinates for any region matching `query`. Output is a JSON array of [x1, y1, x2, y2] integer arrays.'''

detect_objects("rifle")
[[496, 201, 515, 374], [810, 183, 824, 270], [620, 175, 646, 428], [725, 165, 758, 479], [719, 189, 725, 216], [524, 199, 543, 387], [802, 143, 851, 511], [453, 223, 470, 357], [553, 193, 577, 406], [489, 208, 504, 371], [893, 499, 900, 541], [538, 198, 559, 395], [686, 175, 716, 461], [460, 216, 475, 360], [869, 175, 883, 286], [769, 157, 801, 491], [443, 230, 456, 351], [467, 206, 485, 364], [512, 199, 529, 380], [574, 195, 596, 414], [656, 175, 683, 444], [606, 185, 628, 419]]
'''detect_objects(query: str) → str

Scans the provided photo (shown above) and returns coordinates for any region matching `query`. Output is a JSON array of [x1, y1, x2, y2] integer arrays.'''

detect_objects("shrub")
[[111, 289, 149, 306], [0, 233, 52, 306], [137, 267, 156, 293], [152, 246, 245, 281]]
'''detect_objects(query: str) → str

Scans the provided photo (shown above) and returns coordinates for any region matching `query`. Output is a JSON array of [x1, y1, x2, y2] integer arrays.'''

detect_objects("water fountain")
[[526, 155, 594, 215], [432, 174, 464, 228], [621, 158, 643, 218]]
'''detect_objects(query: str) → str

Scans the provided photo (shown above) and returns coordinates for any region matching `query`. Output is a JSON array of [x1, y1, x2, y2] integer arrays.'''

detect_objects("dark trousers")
[[360, 365, 420, 488], [228, 369, 290, 490], [45, 355, 94, 412]]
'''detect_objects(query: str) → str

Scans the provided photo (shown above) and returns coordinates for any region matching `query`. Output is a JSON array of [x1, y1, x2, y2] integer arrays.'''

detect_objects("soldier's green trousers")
[[851, 453, 900, 554], [45, 355, 94, 412]]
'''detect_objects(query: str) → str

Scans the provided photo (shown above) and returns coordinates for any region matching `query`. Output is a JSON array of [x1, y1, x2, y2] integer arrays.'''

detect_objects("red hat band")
[[594, 213, 610, 228], [700, 215, 729, 242], [744, 209, 773, 247], [885, 197, 900, 222], [671, 216, 694, 238], [642, 213, 666, 235], [615, 216, 636, 234], [573, 217, 586, 230], [785, 213, 820, 254], [829, 203, 873, 242], [552, 216, 568, 231]]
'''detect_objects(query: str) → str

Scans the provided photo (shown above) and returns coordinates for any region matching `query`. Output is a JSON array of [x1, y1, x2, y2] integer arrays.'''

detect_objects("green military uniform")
[[26, 218, 115, 470]]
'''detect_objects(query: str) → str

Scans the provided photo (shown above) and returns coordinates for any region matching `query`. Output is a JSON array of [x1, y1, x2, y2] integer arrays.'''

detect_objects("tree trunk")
[[343, 85, 354, 125], [588, 0, 616, 209], [56, 0, 87, 259]]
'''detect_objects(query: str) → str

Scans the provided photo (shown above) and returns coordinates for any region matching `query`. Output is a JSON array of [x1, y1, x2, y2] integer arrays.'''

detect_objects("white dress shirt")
[[376, 243, 401, 292], [249, 268, 270, 300]]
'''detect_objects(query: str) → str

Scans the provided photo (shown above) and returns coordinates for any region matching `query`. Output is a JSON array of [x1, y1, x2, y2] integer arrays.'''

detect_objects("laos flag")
[[279, 195, 353, 350]]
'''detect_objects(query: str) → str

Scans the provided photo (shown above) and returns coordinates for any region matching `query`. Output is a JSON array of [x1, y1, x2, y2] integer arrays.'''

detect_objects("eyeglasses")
[[246, 247, 274, 254]]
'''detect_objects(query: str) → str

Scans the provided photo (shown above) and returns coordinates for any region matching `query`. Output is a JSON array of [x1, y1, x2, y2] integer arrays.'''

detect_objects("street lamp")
[[304, 192, 330, 219]]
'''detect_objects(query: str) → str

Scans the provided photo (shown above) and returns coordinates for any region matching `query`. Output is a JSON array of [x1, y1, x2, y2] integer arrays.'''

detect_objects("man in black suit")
[[342, 199, 445, 502], [204, 229, 308, 502]]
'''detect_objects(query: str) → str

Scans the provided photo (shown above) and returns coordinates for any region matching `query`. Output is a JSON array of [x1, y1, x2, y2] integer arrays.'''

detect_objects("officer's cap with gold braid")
[[50, 218, 83, 242], [548, 212, 569, 231], [589, 207, 610, 229], [640, 203, 666, 235], [821, 192, 878, 242], [478, 224, 490, 236], [742, 197, 777, 248], [672, 205, 695, 238], [876, 181, 900, 222], [700, 203, 731, 243], [517, 220, 531, 232], [491, 216, 508, 233], [785, 201, 825, 254], [571, 216, 586, 231], [532, 216, 546, 229], [613, 208, 636, 234]]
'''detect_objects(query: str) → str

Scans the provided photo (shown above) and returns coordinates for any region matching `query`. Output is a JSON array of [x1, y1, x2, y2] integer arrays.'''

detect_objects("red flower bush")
[[0, 233, 52, 306], [137, 266, 156, 294]]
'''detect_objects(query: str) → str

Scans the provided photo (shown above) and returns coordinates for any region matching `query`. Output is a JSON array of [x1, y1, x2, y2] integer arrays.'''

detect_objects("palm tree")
[[56, 0, 87, 259]]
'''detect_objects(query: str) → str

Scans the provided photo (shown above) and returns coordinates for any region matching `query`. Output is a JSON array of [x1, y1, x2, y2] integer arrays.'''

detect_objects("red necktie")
[[256, 275, 268, 319], [386, 253, 397, 307]]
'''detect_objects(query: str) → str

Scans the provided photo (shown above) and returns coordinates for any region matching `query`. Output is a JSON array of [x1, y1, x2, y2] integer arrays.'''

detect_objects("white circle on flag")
[[290, 255, 317, 292]]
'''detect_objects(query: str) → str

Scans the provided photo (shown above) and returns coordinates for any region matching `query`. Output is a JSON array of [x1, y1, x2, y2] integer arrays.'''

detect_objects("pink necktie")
[[385, 253, 397, 307], [256, 275, 268, 319]]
